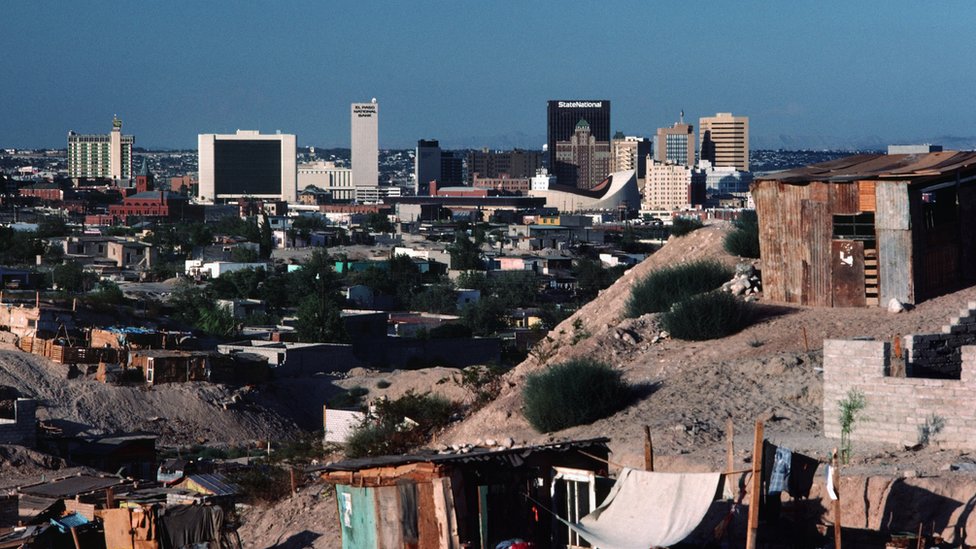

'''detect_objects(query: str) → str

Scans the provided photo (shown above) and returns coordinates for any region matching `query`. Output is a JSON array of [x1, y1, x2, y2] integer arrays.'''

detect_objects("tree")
[[296, 289, 347, 343], [447, 234, 483, 270], [364, 213, 393, 233], [411, 282, 458, 314], [461, 298, 507, 336], [37, 216, 69, 239], [52, 261, 94, 292], [259, 214, 274, 259]]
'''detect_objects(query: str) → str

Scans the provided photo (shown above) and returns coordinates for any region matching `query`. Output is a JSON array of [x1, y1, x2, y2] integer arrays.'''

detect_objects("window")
[[552, 467, 598, 548]]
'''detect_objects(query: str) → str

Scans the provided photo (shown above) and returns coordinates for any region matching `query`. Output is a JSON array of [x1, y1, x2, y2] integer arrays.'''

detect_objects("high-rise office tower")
[[655, 114, 695, 167], [439, 152, 464, 186], [547, 100, 610, 185], [198, 130, 297, 202], [67, 116, 134, 180], [415, 139, 441, 195], [351, 99, 379, 190], [554, 119, 612, 190], [699, 112, 749, 171], [467, 149, 543, 180], [611, 133, 651, 175]]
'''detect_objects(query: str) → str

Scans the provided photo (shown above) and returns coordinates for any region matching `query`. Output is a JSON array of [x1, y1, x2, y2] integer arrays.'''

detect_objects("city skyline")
[[2, 2, 976, 150]]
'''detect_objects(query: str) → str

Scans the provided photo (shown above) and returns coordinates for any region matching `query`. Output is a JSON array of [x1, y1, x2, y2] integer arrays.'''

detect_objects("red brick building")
[[108, 191, 204, 223], [19, 182, 64, 201]]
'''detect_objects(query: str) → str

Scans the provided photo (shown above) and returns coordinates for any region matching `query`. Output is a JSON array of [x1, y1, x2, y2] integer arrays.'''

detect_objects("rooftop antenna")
[[679, 110, 685, 124]]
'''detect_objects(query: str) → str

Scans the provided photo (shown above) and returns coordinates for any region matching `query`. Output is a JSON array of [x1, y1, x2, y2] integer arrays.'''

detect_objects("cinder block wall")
[[904, 302, 976, 376], [0, 398, 37, 447], [824, 340, 976, 449]]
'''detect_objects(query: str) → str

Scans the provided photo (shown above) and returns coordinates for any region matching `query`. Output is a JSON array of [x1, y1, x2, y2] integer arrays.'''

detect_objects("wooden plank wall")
[[374, 486, 403, 549], [875, 181, 914, 304], [431, 477, 460, 549]]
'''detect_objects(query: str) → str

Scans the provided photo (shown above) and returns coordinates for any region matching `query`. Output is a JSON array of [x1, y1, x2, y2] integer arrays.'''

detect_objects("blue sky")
[[2, 1, 974, 150]]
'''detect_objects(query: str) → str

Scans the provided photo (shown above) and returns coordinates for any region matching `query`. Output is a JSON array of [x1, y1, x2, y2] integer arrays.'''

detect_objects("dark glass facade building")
[[213, 140, 283, 196], [547, 100, 611, 185]]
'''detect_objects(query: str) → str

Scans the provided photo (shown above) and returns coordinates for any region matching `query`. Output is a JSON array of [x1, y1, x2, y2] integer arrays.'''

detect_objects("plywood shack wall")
[[753, 178, 915, 306]]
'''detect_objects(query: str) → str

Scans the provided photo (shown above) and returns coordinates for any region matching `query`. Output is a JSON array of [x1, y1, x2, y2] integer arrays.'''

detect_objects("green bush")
[[345, 391, 460, 458], [724, 210, 760, 258], [522, 359, 632, 432], [670, 217, 703, 237], [626, 260, 733, 317], [660, 291, 755, 341]]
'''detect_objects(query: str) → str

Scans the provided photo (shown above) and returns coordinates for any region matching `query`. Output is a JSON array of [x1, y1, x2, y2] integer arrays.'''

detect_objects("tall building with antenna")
[[654, 111, 695, 167]]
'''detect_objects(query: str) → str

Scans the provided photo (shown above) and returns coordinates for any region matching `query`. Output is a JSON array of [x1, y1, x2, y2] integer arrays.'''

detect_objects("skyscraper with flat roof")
[[415, 139, 441, 195], [351, 100, 379, 190], [699, 112, 749, 171]]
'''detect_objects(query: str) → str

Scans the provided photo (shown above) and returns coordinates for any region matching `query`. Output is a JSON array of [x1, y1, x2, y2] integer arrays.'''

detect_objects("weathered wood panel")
[[374, 485, 402, 549], [829, 182, 859, 214], [875, 181, 910, 230], [802, 200, 832, 306], [878, 229, 914, 305], [417, 483, 441, 549], [858, 180, 877, 212], [783, 183, 811, 303], [831, 240, 866, 307], [753, 181, 786, 302], [431, 476, 459, 549]]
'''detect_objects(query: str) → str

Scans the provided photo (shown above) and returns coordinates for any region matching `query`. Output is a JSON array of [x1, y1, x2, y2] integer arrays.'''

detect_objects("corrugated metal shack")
[[319, 438, 610, 549], [752, 151, 976, 307]]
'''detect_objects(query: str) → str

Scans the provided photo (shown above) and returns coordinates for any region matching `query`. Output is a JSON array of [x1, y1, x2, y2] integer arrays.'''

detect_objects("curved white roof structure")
[[529, 169, 639, 212]]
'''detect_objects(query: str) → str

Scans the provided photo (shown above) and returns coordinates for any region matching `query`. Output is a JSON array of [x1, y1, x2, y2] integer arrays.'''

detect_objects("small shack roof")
[[318, 437, 610, 473], [19, 475, 125, 498], [179, 473, 239, 497], [758, 151, 976, 184]]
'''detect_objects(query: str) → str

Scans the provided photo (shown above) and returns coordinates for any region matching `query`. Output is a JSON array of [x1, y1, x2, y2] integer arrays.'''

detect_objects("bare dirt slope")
[[237, 483, 341, 549], [0, 347, 298, 446], [438, 223, 976, 474]]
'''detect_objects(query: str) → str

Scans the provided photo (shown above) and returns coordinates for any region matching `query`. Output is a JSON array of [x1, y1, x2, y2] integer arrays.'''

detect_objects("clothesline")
[[577, 449, 751, 475]]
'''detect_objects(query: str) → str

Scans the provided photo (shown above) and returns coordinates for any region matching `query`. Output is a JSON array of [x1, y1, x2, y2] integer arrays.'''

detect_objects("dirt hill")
[[438, 223, 976, 475]]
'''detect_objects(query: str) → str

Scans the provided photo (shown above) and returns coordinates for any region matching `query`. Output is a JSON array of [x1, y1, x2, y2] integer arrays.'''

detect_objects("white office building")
[[198, 130, 297, 203], [298, 161, 354, 201], [351, 100, 379, 190]]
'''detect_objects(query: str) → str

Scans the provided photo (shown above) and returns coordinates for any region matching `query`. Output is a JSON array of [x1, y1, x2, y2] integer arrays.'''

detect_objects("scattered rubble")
[[722, 262, 762, 297]]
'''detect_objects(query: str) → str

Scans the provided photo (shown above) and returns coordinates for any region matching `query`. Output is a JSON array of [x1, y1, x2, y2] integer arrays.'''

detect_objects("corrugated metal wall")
[[875, 181, 914, 304], [753, 179, 912, 306]]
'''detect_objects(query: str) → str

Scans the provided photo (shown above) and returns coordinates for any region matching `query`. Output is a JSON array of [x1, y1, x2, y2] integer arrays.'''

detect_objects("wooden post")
[[802, 326, 810, 352], [105, 486, 114, 508], [832, 449, 842, 549], [915, 523, 923, 549], [726, 418, 735, 473], [745, 420, 764, 549], [643, 425, 654, 471], [70, 527, 82, 549], [290, 468, 297, 495]]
